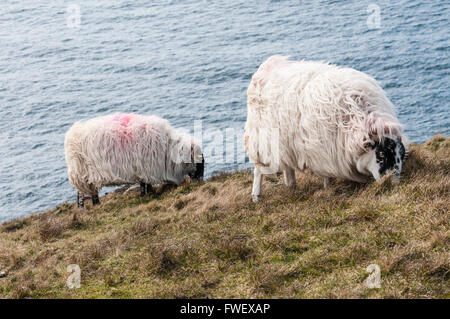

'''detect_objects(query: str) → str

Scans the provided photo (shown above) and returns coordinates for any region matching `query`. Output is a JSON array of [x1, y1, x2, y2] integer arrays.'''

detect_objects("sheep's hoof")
[[252, 194, 261, 203]]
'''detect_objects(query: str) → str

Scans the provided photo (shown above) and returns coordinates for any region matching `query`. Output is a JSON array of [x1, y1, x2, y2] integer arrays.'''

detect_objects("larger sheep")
[[65, 113, 204, 207], [244, 55, 407, 202]]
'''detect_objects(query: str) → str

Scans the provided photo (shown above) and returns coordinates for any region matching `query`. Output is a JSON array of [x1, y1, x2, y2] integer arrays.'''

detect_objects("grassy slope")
[[0, 135, 448, 299]]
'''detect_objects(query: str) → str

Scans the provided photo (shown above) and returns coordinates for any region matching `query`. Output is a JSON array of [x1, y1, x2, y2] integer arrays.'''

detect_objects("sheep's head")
[[357, 136, 406, 183], [170, 135, 204, 182], [189, 153, 204, 181]]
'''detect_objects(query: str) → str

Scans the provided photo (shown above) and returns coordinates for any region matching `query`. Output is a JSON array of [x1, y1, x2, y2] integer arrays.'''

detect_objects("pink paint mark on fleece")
[[112, 113, 138, 143], [113, 113, 135, 127]]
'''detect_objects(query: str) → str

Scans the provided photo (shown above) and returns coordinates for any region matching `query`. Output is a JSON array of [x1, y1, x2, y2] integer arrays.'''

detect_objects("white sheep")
[[244, 55, 407, 202], [64, 113, 204, 207]]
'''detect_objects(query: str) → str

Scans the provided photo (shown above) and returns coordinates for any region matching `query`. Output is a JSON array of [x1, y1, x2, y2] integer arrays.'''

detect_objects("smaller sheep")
[[64, 113, 204, 207]]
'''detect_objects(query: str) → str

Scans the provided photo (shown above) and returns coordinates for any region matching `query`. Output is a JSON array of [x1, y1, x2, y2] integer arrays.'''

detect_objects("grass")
[[0, 135, 448, 299]]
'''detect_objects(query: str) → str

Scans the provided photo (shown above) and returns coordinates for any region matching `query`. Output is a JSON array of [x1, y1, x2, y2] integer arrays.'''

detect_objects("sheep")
[[244, 55, 407, 202], [64, 113, 204, 207]]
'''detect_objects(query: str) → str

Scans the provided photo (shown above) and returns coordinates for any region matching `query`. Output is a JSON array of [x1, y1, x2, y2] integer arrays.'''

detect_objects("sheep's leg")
[[92, 193, 100, 206], [283, 168, 296, 187], [77, 192, 84, 208], [252, 166, 263, 203], [323, 178, 329, 189], [140, 182, 154, 196]]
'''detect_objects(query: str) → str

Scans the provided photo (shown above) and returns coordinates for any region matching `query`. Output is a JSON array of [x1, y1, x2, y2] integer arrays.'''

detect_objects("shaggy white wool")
[[65, 113, 200, 195], [245, 55, 407, 182]]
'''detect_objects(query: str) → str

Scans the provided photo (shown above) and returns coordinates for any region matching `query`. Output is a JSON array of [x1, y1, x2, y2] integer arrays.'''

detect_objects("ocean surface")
[[0, 0, 449, 222]]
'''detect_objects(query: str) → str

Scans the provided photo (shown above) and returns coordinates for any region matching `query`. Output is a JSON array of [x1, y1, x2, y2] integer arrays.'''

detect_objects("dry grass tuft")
[[1, 219, 29, 233], [0, 135, 448, 298]]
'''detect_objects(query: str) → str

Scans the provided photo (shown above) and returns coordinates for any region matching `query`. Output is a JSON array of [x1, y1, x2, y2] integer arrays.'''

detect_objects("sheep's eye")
[[379, 152, 384, 158]]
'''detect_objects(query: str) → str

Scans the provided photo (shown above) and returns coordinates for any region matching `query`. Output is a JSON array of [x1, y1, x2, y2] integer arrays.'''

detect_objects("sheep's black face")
[[374, 137, 406, 177], [188, 154, 204, 181]]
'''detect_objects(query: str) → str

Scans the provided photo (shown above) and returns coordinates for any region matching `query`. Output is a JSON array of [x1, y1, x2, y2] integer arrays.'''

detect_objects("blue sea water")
[[0, 0, 448, 222]]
